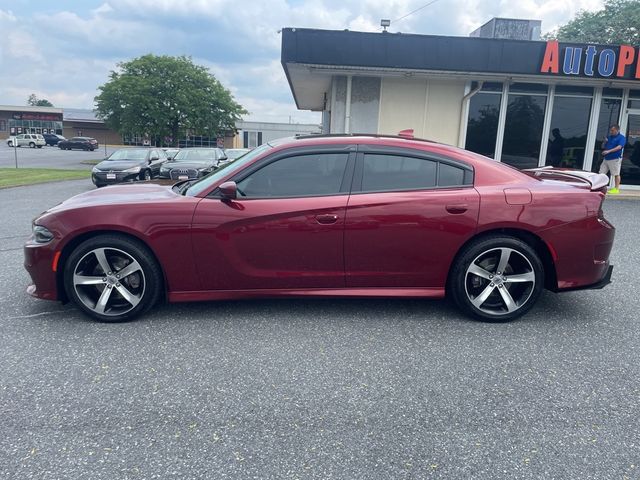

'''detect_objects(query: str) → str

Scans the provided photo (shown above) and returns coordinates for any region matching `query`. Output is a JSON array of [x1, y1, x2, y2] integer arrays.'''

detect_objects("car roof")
[[266, 134, 529, 183]]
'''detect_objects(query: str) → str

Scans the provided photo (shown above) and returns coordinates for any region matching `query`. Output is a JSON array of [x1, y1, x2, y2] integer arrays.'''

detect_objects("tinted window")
[[362, 154, 436, 191], [438, 163, 466, 186], [237, 153, 348, 198]]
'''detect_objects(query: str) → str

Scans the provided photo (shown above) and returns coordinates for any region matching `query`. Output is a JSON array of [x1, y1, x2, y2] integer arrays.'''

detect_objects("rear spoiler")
[[523, 166, 609, 191]]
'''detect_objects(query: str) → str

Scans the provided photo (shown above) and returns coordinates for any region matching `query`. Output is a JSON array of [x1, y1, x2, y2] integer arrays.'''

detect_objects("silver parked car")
[[7, 134, 46, 148]]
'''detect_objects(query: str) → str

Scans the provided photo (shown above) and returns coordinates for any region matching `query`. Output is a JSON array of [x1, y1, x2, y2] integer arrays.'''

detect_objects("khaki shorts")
[[600, 158, 622, 176]]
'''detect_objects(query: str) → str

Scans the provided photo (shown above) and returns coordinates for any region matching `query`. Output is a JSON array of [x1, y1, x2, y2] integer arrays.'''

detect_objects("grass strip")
[[0, 168, 89, 188]]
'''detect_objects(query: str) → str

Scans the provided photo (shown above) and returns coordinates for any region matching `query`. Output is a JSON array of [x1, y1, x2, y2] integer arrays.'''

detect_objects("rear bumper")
[[558, 264, 613, 292], [540, 215, 615, 291]]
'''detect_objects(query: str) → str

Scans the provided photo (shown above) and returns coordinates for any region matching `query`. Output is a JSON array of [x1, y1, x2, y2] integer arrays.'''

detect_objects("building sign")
[[540, 40, 640, 79], [12, 112, 62, 121]]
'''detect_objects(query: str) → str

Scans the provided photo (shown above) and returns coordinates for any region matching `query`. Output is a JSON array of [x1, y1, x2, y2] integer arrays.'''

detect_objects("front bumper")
[[24, 240, 59, 301], [92, 172, 140, 186]]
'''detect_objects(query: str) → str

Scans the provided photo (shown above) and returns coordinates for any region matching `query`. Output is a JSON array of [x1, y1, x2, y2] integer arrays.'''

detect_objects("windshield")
[[185, 143, 272, 196], [173, 149, 218, 161], [226, 149, 249, 159], [107, 149, 148, 161]]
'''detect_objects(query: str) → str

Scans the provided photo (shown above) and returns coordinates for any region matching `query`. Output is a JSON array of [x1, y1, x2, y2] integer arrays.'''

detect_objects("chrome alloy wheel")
[[72, 247, 146, 317], [464, 247, 536, 316]]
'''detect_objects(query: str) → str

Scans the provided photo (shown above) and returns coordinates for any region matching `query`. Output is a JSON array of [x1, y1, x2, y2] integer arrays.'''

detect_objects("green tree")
[[545, 0, 640, 45], [27, 94, 54, 107], [95, 54, 246, 146]]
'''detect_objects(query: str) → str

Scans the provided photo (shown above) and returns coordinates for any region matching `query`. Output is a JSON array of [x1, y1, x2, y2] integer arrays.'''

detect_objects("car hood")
[[45, 183, 179, 214], [94, 160, 147, 171], [163, 161, 214, 169]]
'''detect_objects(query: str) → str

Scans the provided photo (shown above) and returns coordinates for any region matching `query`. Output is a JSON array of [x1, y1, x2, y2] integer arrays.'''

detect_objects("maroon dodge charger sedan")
[[24, 135, 615, 323]]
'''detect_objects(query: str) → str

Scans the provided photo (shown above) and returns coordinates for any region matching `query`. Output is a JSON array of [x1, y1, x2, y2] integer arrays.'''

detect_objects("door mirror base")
[[219, 181, 238, 199]]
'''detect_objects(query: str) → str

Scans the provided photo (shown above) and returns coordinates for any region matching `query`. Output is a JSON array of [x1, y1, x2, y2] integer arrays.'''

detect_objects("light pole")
[[13, 136, 18, 168]]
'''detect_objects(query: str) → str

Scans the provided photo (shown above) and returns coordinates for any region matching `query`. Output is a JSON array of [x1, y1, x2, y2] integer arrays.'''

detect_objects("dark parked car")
[[25, 135, 614, 323], [91, 148, 167, 187], [43, 133, 66, 146], [158, 148, 227, 180], [163, 148, 179, 160], [58, 137, 99, 151]]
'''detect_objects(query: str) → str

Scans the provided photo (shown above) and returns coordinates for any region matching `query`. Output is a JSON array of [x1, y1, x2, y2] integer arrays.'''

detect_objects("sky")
[[0, 0, 605, 124]]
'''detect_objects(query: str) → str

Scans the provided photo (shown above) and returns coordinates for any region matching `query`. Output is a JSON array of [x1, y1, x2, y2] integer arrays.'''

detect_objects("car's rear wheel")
[[450, 236, 544, 322], [63, 235, 163, 322], [29, 142, 35, 148], [7, 141, 13, 147]]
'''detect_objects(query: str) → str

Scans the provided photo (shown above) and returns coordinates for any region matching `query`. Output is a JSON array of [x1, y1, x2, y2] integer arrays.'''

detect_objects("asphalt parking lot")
[[1, 180, 639, 479], [0, 143, 120, 170]]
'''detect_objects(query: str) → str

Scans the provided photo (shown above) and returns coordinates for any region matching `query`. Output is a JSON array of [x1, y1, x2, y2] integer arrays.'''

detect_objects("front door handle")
[[446, 204, 468, 214], [315, 214, 338, 225]]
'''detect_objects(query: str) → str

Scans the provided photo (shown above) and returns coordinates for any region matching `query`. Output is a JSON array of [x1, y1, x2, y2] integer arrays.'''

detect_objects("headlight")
[[122, 167, 141, 173], [92, 166, 100, 173], [32, 225, 54, 244]]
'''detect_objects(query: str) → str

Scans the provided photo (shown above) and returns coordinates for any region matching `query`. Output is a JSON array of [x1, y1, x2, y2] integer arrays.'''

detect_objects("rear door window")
[[360, 153, 472, 192]]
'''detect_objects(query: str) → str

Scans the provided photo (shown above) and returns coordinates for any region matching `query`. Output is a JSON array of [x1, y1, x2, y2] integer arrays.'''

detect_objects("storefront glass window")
[[621, 114, 640, 186], [465, 92, 501, 158], [545, 96, 592, 169], [591, 97, 622, 174], [501, 93, 547, 169]]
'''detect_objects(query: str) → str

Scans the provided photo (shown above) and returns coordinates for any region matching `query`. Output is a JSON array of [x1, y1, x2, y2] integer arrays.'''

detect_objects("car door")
[[344, 148, 480, 288], [17, 135, 26, 146], [191, 146, 356, 291]]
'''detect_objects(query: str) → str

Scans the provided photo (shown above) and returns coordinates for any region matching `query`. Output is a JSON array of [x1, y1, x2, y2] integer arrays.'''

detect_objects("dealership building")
[[281, 19, 640, 188]]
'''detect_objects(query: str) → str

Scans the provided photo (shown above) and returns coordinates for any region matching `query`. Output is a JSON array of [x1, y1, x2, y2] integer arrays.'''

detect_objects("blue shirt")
[[604, 133, 625, 160]]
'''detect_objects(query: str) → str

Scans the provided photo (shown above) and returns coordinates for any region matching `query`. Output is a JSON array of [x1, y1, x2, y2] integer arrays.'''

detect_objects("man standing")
[[600, 124, 626, 194]]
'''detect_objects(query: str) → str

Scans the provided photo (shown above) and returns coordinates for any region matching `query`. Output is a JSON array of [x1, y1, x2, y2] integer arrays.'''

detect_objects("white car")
[[7, 134, 46, 148]]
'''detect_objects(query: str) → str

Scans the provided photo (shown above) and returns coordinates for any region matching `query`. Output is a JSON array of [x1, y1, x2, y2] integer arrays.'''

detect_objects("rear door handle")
[[315, 214, 339, 224], [446, 204, 468, 214]]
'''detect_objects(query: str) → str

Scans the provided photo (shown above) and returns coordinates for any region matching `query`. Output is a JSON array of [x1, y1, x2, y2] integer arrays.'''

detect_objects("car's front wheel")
[[63, 235, 163, 322], [449, 236, 544, 322], [140, 169, 151, 181]]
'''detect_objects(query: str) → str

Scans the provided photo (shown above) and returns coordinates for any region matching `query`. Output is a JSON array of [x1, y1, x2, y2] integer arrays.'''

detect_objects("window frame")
[[208, 144, 357, 200], [351, 145, 474, 194]]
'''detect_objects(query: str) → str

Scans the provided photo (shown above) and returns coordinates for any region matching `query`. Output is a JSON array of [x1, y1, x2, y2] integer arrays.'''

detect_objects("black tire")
[[63, 234, 163, 322], [140, 169, 151, 181], [449, 235, 544, 322], [29, 142, 35, 148], [7, 141, 13, 147], [37, 145, 42, 149]]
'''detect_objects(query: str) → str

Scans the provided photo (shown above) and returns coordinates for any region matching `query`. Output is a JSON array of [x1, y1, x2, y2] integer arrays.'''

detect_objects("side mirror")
[[219, 181, 237, 199]]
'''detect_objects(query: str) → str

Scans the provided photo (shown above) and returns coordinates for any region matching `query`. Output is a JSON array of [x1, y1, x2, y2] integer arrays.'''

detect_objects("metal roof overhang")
[[281, 28, 640, 111]]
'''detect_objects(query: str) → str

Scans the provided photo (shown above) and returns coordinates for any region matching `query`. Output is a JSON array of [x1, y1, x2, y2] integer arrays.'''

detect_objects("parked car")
[[163, 148, 179, 160], [224, 148, 250, 160], [91, 148, 168, 187], [43, 133, 66, 146], [158, 148, 227, 180], [24, 134, 615, 323], [58, 137, 99, 151], [6, 134, 46, 148]]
